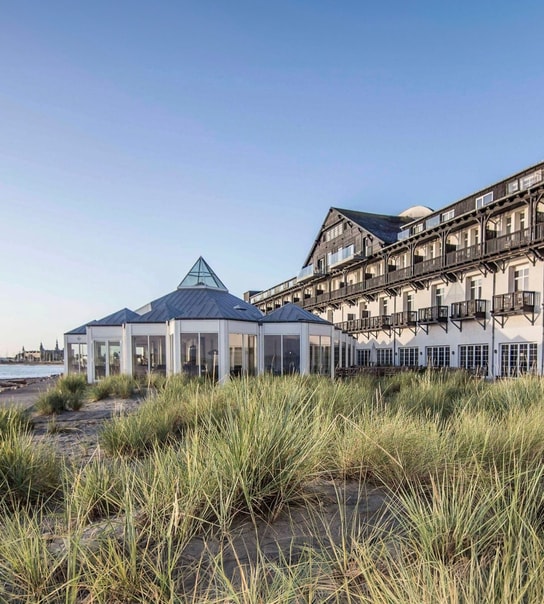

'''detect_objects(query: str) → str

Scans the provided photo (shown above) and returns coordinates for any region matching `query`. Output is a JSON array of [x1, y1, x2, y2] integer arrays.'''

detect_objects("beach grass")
[[1, 371, 544, 601]]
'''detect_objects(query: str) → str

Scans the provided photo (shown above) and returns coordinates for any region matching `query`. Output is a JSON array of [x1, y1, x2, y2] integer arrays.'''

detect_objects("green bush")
[[0, 407, 33, 435], [0, 428, 62, 508], [35, 390, 68, 415], [35, 388, 84, 414], [90, 379, 113, 402], [57, 373, 87, 396]]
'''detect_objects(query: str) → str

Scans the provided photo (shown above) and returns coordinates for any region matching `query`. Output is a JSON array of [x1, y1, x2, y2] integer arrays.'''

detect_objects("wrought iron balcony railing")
[[450, 299, 487, 320], [418, 305, 449, 323], [492, 291, 535, 315]]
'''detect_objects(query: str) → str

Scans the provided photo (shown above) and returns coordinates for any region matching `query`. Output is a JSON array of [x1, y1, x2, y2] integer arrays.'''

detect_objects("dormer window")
[[476, 192, 493, 209]]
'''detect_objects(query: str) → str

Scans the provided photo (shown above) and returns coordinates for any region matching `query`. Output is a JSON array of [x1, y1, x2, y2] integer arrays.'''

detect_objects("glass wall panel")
[[181, 332, 218, 379], [322, 336, 331, 375], [247, 335, 257, 376], [264, 335, 282, 375], [132, 335, 149, 378], [310, 335, 331, 375], [94, 341, 107, 380], [229, 333, 243, 376], [200, 333, 219, 379], [68, 343, 87, 374], [109, 341, 121, 376], [181, 333, 199, 377], [283, 335, 300, 374], [149, 336, 166, 375], [229, 334, 257, 376]]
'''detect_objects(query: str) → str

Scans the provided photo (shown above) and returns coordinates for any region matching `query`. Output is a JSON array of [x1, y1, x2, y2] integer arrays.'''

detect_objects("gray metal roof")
[[334, 208, 412, 244], [132, 288, 264, 322], [65, 322, 89, 335], [261, 303, 331, 324], [89, 308, 140, 326]]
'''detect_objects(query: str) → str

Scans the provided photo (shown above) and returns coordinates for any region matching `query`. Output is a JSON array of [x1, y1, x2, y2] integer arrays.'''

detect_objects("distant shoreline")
[[0, 360, 64, 365]]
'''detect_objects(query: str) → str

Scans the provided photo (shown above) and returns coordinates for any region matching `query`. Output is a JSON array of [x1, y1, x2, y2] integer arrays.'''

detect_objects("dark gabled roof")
[[131, 288, 263, 322], [65, 322, 90, 335], [177, 256, 228, 291], [333, 208, 412, 244], [89, 308, 140, 326], [303, 207, 412, 267], [261, 303, 331, 324]]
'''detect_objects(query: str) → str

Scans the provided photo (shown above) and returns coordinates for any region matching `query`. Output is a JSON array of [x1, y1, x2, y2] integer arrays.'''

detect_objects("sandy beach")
[[0, 376, 59, 409]]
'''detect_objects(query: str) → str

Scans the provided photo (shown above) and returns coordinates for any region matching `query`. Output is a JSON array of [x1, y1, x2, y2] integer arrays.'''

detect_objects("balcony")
[[297, 264, 323, 282], [450, 299, 487, 321], [413, 257, 443, 277], [391, 310, 418, 328], [368, 315, 392, 330], [485, 229, 531, 256], [328, 246, 355, 269], [446, 244, 481, 267], [388, 265, 412, 283], [365, 274, 387, 289], [492, 291, 535, 315], [418, 306, 449, 324]]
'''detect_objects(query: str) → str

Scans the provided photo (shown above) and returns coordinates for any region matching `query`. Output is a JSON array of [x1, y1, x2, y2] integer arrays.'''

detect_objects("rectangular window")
[[513, 266, 529, 292], [476, 192, 494, 209], [310, 335, 331, 375], [426, 346, 450, 368], [517, 211, 526, 232], [426, 215, 440, 229], [468, 276, 482, 300], [357, 349, 371, 366], [376, 348, 393, 366], [500, 343, 537, 377], [229, 333, 257, 377], [441, 209, 455, 222], [68, 343, 87, 374], [324, 223, 344, 242], [264, 334, 300, 375], [507, 180, 519, 194], [459, 344, 489, 374], [380, 297, 389, 315], [181, 333, 217, 379], [264, 335, 282, 374], [404, 291, 414, 312], [399, 347, 419, 367], [434, 285, 445, 306], [505, 216, 512, 235], [520, 170, 542, 190]]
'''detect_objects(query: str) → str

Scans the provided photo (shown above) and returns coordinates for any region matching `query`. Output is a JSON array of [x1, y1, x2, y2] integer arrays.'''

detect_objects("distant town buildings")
[[11, 341, 64, 363]]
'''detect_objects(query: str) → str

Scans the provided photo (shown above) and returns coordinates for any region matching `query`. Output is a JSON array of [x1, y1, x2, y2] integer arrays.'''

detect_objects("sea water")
[[0, 364, 64, 380]]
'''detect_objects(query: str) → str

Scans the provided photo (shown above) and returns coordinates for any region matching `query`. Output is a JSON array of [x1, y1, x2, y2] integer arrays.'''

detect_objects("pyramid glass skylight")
[[177, 257, 228, 291]]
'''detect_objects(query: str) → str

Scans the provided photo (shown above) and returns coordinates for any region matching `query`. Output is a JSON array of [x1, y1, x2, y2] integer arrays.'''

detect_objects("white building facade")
[[249, 162, 544, 378], [65, 258, 354, 382]]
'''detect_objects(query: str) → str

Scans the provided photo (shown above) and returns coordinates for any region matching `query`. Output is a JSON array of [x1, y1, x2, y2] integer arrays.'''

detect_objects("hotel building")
[[248, 162, 544, 378]]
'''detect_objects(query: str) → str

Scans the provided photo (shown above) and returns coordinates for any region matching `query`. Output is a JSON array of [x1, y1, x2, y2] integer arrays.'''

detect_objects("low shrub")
[[0, 428, 62, 508], [35, 390, 68, 415], [90, 379, 113, 402], [35, 388, 84, 414], [90, 375, 138, 401], [0, 407, 33, 435], [57, 373, 87, 397]]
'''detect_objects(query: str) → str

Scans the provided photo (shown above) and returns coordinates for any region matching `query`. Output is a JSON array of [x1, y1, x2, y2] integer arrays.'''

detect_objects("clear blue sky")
[[1, 0, 543, 356]]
